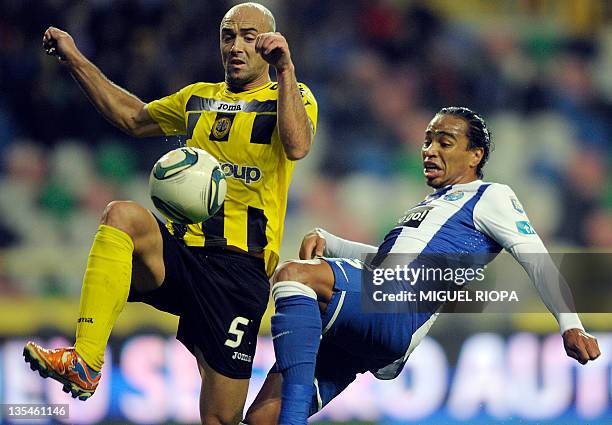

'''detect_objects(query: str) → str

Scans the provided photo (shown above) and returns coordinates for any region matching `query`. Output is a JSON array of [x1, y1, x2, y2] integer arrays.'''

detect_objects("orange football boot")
[[23, 341, 100, 400]]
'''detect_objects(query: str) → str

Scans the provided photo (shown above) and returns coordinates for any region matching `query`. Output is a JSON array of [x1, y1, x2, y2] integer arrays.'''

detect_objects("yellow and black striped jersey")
[[147, 81, 318, 276]]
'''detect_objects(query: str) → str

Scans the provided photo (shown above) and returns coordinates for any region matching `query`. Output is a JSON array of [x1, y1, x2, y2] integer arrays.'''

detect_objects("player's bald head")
[[221, 2, 276, 33]]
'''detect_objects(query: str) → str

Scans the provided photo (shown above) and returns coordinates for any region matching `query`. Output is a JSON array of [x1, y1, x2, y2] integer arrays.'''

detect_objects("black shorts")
[[128, 219, 270, 379]]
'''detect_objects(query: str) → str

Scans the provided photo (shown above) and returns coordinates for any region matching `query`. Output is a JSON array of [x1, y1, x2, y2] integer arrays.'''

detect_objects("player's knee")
[[271, 262, 319, 302], [101, 201, 152, 241], [272, 260, 315, 287], [272, 260, 334, 303]]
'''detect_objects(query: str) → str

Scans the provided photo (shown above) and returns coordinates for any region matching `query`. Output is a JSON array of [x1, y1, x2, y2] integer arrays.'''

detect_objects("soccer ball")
[[149, 147, 227, 224]]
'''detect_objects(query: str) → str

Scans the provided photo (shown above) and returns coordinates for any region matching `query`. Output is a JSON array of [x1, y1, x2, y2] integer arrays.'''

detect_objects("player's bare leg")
[[107, 201, 166, 293], [243, 372, 282, 425], [198, 358, 250, 425], [24, 201, 165, 399]]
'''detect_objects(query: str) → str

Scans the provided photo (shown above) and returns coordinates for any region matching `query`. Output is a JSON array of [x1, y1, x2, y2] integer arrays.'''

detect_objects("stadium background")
[[1, 0, 611, 423]]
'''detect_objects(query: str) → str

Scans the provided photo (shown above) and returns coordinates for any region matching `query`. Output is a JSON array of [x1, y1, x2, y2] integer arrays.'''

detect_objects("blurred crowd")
[[1, 0, 611, 295]]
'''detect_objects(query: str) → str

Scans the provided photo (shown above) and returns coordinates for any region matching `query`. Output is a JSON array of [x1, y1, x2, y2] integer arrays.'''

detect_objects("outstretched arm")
[[299, 228, 378, 260], [510, 242, 600, 364], [43, 26, 162, 137], [256, 32, 314, 160], [474, 184, 600, 365]]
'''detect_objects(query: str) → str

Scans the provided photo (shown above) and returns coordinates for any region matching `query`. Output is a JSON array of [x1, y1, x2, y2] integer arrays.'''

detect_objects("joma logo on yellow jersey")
[[220, 162, 262, 184], [217, 102, 242, 112]]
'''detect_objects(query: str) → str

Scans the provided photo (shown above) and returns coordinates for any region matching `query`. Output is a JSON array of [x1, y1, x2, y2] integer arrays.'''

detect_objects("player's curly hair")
[[438, 106, 493, 179]]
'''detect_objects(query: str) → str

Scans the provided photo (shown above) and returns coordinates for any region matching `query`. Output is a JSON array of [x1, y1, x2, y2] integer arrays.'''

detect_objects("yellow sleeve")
[[146, 84, 195, 136], [298, 83, 318, 136]]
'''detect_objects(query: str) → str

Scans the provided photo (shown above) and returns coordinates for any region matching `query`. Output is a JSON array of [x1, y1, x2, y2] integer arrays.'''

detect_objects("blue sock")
[[271, 281, 322, 425]]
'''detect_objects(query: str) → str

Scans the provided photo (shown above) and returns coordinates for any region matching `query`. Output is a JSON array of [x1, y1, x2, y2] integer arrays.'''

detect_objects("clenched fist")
[[563, 328, 600, 364], [299, 229, 327, 260], [254, 32, 293, 73], [42, 26, 81, 65]]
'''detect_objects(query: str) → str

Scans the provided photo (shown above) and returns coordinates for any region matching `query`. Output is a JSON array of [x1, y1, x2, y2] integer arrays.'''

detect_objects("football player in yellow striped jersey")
[[25, 3, 316, 423]]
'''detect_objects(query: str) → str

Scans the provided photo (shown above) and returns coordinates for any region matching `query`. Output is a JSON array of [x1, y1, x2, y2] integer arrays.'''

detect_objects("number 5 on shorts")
[[224, 316, 250, 348]]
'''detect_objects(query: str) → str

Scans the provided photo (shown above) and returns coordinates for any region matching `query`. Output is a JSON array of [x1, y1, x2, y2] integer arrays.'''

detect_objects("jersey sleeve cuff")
[[558, 313, 585, 334]]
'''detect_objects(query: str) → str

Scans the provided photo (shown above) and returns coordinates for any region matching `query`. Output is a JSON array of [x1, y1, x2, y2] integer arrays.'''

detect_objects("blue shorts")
[[307, 258, 418, 415]]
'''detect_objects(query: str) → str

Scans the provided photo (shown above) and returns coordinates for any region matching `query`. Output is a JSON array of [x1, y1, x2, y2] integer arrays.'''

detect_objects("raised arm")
[[255, 32, 314, 160], [43, 26, 162, 138]]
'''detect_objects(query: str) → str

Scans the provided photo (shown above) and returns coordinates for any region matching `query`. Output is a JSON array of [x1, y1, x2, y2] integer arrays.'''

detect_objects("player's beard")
[[225, 66, 257, 89]]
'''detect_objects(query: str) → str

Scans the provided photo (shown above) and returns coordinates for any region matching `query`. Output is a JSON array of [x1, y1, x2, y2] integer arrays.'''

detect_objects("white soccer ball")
[[149, 147, 227, 224]]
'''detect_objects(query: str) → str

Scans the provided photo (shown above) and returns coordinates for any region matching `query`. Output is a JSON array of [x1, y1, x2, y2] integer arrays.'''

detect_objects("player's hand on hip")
[[299, 229, 326, 260], [562, 328, 601, 364], [255, 32, 293, 73], [43, 27, 80, 65]]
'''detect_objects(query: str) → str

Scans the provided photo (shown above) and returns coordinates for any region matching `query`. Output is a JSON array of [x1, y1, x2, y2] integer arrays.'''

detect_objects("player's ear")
[[469, 147, 484, 169]]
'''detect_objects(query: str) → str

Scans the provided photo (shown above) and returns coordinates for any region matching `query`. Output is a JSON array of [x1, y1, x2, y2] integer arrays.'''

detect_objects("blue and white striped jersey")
[[376, 180, 538, 260], [368, 180, 542, 378], [319, 179, 583, 380]]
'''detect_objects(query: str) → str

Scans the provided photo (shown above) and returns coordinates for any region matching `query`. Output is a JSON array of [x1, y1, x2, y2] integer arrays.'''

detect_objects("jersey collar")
[[434, 179, 483, 194], [223, 81, 274, 96]]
